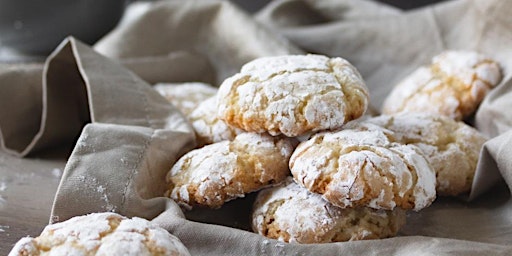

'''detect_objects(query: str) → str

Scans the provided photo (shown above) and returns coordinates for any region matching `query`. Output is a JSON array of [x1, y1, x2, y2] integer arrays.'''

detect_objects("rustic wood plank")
[[0, 152, 65, 255]]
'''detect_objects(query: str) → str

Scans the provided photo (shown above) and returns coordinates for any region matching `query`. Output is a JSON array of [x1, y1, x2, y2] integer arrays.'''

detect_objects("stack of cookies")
[[162, 52, 501, 244]]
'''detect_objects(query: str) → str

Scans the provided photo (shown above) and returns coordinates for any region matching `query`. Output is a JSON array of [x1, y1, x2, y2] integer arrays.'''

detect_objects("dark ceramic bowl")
[[0, 0, 126, 58]]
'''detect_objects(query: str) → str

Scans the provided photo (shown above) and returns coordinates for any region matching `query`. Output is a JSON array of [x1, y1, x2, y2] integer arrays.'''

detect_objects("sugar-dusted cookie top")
[[289, 122, 436, 211], [217, 54, 369, 137], [252, 177, 406, 244], [8, 212, 190, 256], [362, 112, 488, 196], [154, 82, 217, 117], [382, 50, 502, 120], [189, 96, 245, 147], [166, 132, 296, 209]]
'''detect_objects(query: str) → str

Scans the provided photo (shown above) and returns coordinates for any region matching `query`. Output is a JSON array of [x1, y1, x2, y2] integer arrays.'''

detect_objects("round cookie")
[[9, 212, 190, 256], [252, 177, 406, 244], [166, 132, 296, 209], [382, 50, 502, 120], [362, 112, 488, 196], [189, 96, 245, 147], [217, 54, 369, 137], [154, 82, 217, 117], [289, 122, 436, 211]]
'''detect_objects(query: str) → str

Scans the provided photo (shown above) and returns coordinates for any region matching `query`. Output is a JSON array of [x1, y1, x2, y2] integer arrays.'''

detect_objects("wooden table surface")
[[0, 152, 65, 255]]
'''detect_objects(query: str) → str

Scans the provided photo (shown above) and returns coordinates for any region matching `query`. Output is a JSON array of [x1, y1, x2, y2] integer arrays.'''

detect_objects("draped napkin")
[[2, 0, 512, 255]]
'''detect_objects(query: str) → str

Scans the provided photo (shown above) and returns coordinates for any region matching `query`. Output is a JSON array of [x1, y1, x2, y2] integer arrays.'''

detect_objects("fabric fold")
[[3, 0, 512, 255], [93, 0, 302, 85], [51, 123, 194, 223], [0, 64, 44, 155], [470, 130, 512, 199], [42, 37, 196, 223], [0, 39, 92, 157], [1, 36, 194, 156], [152, 205, 512, 255], [0, 36, 197, 223]]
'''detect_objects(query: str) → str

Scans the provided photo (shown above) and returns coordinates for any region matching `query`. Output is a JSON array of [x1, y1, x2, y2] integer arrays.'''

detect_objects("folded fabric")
[[2, 0, 512, 255]]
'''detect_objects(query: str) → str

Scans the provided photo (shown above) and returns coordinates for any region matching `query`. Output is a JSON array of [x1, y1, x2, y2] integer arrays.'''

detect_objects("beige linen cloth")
[[2, 0, 512, 254]]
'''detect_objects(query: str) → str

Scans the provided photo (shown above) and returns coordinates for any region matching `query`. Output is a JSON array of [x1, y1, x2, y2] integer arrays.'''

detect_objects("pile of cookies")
[[9, 51, 501, 255], [161, 52, 501, 244]]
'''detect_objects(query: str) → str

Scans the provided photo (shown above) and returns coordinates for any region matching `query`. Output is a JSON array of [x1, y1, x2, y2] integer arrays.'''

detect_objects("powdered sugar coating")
[[166, 133, 295, 209], [189, 97, 245, 147], [217, 54, 369, 137], [382, 50, 502, 120], [251, 177, 406, 243], [8, 212, 190, 256], [364, 112, 488, 196], [433, 51, 502, 87], [154, 82, 217, 117], [289, 123, 436, 211]]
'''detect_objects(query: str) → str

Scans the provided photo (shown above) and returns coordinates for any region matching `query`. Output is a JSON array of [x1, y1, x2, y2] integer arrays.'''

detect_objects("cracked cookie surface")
[[251, 177, 406, 244], [9, 212, 190, 256], [155, 82, 218, 117], [166, 133, 295, 209], [382, 50, 502, 120], [189, 96, 245, 147], [363, 112, 487, 196], [217, 54, 369, 137], [289, 122, 436, 211]]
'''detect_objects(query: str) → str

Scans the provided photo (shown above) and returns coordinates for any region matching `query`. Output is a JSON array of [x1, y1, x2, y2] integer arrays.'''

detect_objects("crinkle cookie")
[[362, 112, 488, 196], [217, 54, 369, 137], [189, 96, 245, 147], [289, 123, 436, 211], [382, 50, 502, 120], [166, 133, 296, 209], [252, 177, 406, 244], [154, 82, 217, 117], [8, 212, 190, 256]]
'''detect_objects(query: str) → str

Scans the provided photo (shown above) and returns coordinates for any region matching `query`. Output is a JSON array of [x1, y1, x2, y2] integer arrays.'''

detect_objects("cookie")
[[382, 50, 502, 120], [289, 122, 436, 211], [189, 96, 245, 147], [166, 132, 295, 209], [8, 212, 190, 256], [154, 82, 217, 117], [252, 177, 406, 244], [362, 112, 488, 196], [217, 54, 369, 137]]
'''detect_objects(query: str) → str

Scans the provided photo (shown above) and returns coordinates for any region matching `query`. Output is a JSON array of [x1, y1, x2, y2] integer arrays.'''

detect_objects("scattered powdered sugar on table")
[[0, 181, 6, 206], [0, 225, 9, 232], [97, 185, 106, 194]]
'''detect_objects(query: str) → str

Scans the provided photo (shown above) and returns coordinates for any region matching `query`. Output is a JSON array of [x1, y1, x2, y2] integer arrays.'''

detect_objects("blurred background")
[[232, 0, 447, 13], [0, 0, 446, 62]]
